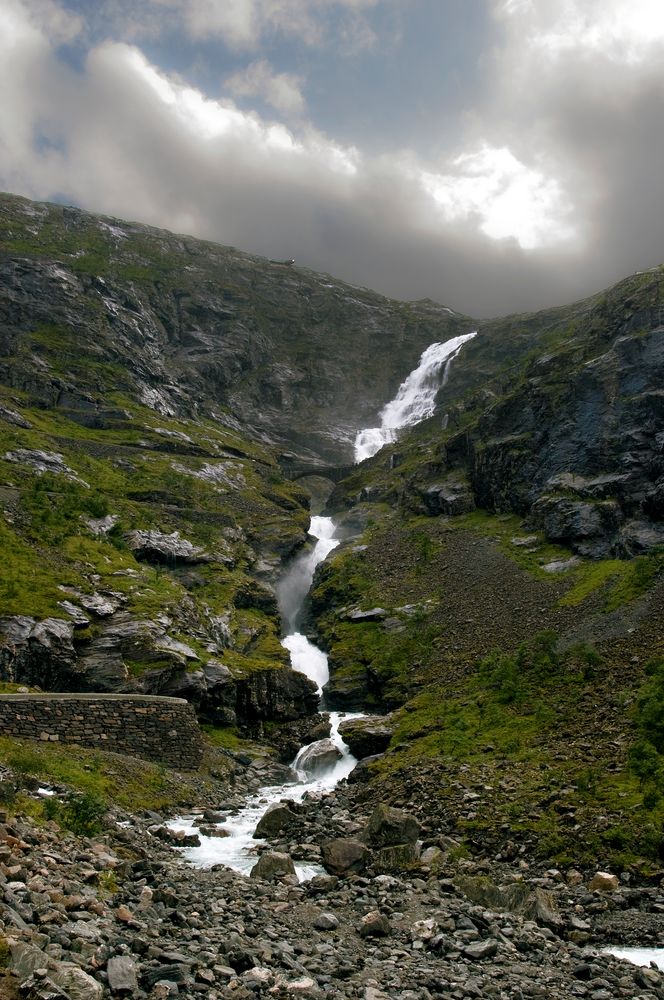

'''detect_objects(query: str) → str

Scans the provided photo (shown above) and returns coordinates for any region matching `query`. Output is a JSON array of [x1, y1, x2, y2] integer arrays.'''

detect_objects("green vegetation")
[[629, 658, 664, 808], [0, 736, 222, 812], [371, 632, 664, 868], [559, 552, 663, 610]]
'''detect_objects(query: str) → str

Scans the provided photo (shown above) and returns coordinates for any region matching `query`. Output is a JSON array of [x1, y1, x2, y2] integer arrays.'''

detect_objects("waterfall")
[[354, 330, 477, 462], [170, 515, 362, 878], [170, 332, 478, 877]]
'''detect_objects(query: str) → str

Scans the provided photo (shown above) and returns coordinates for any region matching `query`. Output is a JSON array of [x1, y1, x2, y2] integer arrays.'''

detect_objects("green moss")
[[559, 552, 663, 610], [0, 519, 64, 617], [201, 724, 243, 749]]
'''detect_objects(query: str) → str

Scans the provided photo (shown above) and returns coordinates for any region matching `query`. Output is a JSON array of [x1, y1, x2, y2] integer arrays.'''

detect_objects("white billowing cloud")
[[225, 59, 305, 115], [498, 0, 664, 65], [420, 146, 575, 250], [1, 0, 663, 317]]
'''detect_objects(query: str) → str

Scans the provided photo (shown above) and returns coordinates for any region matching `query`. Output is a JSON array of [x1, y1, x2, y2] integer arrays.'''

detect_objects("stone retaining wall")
[[0, 694, 205, 769]]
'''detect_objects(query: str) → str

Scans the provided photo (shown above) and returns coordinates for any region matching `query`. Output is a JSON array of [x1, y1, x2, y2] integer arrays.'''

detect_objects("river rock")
[[250, 851, 296, 880], [294, 738, 342, 774], [321, 838, 368, 875], [253, 802, 299, 838], [363, 803, 419, 847], [588, 871, 620, 892]]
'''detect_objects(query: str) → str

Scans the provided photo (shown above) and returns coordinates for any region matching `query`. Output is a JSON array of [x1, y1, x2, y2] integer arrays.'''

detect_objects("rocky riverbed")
[[2, 768, 664, 1000]]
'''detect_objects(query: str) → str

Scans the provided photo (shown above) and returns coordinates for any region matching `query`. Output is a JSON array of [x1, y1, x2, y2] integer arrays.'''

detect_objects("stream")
[[169, 515, 364, 880], [168, 331, 481, 879]]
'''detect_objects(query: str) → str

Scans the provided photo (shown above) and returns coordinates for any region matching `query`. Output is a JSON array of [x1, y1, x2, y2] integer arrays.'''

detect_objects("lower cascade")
[[170, 516, 363, 879]]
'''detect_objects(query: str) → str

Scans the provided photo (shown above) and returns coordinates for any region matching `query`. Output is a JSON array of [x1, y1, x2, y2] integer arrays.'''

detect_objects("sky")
[[1, 0, 663, 317]]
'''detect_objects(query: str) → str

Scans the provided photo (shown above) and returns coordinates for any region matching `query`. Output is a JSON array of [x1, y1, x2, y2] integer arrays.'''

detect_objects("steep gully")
[[168, 331, 478, 877], [168, 333, 664, 970]]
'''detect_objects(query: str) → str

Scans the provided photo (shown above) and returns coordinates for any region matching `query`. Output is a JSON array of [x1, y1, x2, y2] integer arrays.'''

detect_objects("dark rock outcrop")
[[337, 716, 393, 759]]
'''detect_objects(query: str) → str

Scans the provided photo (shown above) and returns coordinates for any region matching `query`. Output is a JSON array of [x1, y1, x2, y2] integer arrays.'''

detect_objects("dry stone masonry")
[[0, 693, 204, 769]]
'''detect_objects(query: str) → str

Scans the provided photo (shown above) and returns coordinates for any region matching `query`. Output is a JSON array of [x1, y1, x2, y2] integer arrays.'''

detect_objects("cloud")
[[419, 146, 576, 250], [225, 59, 305, 116], [0, 0, 663, 319]]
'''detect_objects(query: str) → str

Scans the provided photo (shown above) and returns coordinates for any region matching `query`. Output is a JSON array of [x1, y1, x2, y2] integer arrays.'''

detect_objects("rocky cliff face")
[[332, 267, 664, 558], [0, 193, 470, 469]]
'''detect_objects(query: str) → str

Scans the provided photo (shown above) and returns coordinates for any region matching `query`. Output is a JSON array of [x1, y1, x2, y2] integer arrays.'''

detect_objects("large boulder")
[[372, 842, 420, 871], [250, 851, 296, 880], [362, 804, 419, 848], [321, 838, 368, 876], [338, 716, 393, 759], [253, 802, 299, 839], [293, 738, 342, 775]]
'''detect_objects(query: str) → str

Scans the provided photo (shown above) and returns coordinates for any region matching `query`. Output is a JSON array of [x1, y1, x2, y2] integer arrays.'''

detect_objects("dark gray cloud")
[[1, 0, 663, 318]]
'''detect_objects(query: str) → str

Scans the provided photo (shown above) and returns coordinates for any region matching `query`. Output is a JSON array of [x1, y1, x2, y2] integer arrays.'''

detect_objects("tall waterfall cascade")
[[170, 331, 477, 877], [354, 330, 477, 462]]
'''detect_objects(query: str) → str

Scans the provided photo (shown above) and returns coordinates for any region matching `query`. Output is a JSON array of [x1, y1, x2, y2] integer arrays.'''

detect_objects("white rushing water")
[[170, 516, 362, 879], [354, 330, 477, 463], [169, 711, 363, 879]]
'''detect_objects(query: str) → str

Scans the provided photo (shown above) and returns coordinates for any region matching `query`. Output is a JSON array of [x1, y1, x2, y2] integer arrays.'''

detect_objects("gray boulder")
[[253, 802, 299, 838], [250, 851, 296, 880], [363, 803, 419, 848], [294, 738, 342, 775], [321, 838, 368, 876], [338, 716, 393, 759]]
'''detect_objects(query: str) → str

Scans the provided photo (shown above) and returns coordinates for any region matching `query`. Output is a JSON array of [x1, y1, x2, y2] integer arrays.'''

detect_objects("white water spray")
[[354, 331, 477, 462]]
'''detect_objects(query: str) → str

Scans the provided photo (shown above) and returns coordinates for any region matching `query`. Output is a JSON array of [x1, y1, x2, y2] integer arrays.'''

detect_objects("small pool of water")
[[605, 947, 664, 970]]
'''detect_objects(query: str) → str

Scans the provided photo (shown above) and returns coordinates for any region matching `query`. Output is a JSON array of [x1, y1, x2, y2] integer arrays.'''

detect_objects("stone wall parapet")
[[0, 694, 204, 769]]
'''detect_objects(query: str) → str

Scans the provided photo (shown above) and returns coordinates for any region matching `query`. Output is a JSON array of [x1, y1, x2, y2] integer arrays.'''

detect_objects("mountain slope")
[[2, 192, 664, 868]]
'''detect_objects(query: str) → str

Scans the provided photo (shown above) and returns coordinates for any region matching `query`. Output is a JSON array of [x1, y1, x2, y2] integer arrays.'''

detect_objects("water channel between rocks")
[[169, 515, 364, 880]]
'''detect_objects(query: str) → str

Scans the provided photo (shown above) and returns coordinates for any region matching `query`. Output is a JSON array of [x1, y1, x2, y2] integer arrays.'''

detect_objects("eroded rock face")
[[235, 668, 319, 726], [125, 529, 214, 565], [0, 616, 78, 688]]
